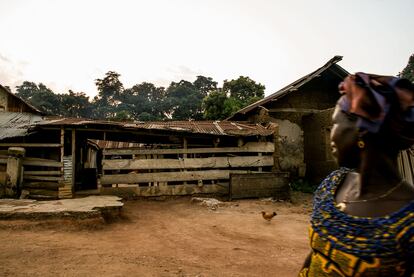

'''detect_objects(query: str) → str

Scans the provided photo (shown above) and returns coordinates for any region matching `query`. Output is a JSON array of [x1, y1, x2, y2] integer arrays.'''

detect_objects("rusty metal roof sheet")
[[226, 56, 349, 120], [39, 117, 274, 137], [0, 112, 43, 140]]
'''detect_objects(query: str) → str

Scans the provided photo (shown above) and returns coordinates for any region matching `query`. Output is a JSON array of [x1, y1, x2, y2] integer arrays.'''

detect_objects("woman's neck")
[[357, 146, 401, 196]]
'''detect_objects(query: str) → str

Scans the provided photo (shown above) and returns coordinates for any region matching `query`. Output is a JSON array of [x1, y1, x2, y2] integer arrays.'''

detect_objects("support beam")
[[71, 129, 76, 190], [103, 156, 274, 170], [101, 170, 260, 185], [0, 143, 62, 148], [103, 142, 275, 156]]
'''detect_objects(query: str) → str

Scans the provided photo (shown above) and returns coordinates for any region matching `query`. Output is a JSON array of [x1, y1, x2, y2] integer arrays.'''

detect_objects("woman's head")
[[331, 73, 414, 167]]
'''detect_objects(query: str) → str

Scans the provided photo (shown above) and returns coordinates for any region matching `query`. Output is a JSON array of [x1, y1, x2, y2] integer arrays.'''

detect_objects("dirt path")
[[0, 193, 312, 277]]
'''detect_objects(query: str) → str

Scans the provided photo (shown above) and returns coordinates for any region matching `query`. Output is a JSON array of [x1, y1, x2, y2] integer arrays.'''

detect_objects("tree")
[[193, 75, 218, 97], [223, 76, 265, 105], [202, 90, 230, 120], [60, 90, 92, 118], [15, 81, 39, 100], [202, 76, 265, 120], [399, 54, 414, 82], [119, 82, 166, 121], [15, 81, 61, 115], [164, 80, 204, 120], [93, 71, 124, 118]]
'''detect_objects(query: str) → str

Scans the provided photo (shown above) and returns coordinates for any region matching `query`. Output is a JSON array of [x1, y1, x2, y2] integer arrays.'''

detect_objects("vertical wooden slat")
[[60, 128, 64, 177], [258, 152, 262, 172], [272, 125, 280, 171], [71, 129, 76, 189], [59, 128, 72, 199], [183, 137, 188, 186]]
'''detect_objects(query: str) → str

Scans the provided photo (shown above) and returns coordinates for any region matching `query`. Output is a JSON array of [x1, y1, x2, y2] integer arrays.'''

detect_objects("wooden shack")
[[227, 56, 349, 184], [0, 109, 286, 199]]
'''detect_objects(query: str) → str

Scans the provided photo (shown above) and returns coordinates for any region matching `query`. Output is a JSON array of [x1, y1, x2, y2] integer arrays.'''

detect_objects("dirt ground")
[[0, 192, 312, 277]]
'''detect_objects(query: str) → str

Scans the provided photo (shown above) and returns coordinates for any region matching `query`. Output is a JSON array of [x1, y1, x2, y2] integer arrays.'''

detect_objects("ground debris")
[[190, 197, 225, 210]]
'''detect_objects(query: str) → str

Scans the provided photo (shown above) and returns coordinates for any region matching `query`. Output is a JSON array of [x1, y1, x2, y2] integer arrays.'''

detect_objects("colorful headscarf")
[[338, 72, 414, 133]]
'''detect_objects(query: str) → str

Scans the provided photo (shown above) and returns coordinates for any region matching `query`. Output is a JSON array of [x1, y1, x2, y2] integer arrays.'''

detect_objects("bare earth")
[[0, 192, 312, 277]]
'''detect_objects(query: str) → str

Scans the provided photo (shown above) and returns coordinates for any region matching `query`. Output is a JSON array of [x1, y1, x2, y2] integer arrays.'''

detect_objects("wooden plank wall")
[[0, 144, 64, 199], [229, 172, 290, 200], [100, 141, 275, 197], [398, 148, 414, 185]]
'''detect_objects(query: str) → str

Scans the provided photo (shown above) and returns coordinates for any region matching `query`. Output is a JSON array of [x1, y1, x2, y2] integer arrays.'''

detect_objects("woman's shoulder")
[[314, 168, 351, 198]]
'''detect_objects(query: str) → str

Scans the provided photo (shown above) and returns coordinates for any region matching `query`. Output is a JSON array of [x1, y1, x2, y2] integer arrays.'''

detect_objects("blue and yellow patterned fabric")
[[299, 168, 414, 276]]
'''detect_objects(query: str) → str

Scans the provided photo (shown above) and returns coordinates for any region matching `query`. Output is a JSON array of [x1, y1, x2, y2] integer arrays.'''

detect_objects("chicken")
[[261, 211, 277, 222]]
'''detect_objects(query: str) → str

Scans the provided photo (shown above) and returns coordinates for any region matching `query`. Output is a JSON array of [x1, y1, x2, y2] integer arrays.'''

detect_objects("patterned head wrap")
[[338, 72, 414, 133]]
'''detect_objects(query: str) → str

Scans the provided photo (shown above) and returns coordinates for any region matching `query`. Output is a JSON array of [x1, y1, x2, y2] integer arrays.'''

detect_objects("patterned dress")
[[299, 168, 414, 276]]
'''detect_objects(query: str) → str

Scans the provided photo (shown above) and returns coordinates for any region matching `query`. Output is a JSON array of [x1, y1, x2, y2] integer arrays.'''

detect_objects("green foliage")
[[290, 179, 317, 193], [399, 54, 414, 82], [95, 71, 124, 104], [193, 75, 218, 97], [60, 90, 92, 118], [126, 82, 166, 120], [93, 71, 124, 118], [223, 76, 265, 105], [14, 72, 265, 121], [112, 110, 133, 121], [202, 90, 228, 120], [164, 80, 204, 120], [16, 81, 62, 115], [202, 76, 265, 120]]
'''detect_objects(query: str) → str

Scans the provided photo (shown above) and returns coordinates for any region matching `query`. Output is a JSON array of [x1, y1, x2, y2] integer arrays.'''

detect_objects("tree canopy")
[[203, 76, 265, 120], [399, 54, 414, 82], [13, 71, 265, 121]]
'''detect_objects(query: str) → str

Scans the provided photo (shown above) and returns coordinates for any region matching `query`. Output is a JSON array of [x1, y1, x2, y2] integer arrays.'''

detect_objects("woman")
[[299, 72, 414, 276]]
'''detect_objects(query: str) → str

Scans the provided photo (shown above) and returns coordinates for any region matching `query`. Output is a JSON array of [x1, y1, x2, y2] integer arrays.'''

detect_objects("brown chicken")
[[261, 211, 277, 222]]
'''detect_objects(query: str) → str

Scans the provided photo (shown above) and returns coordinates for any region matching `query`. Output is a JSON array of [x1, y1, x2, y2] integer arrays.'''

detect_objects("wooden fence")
[[100, 141, 275, 197], [0, 143, 72, 199]]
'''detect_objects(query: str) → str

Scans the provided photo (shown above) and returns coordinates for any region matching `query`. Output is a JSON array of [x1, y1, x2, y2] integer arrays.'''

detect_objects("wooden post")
[[71, 129, 76, 190], [60, 128, 64, 176], [5, 147, 25, 198], [237, 137, 244, 147], [258, 152, 263, 172], [272, 125, 280, 171], [183, 137, 187, 186], [211, 138, 220, 185], [58, 127, 72, 198]]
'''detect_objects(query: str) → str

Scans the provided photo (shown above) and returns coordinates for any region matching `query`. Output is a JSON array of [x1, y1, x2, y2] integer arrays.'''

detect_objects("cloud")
[[0, 53, 26, 92], [166, 65, 203, 82]]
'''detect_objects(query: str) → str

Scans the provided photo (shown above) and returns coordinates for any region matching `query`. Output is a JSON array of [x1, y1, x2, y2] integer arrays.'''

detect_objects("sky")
[[0, 0, 413, 98]]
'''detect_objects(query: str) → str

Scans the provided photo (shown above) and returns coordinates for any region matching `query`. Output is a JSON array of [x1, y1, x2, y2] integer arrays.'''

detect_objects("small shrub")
[[290, 179, 317, 193]]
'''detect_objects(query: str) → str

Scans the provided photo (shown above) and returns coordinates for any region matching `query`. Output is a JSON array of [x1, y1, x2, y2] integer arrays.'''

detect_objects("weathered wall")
[[302, 108, 338, 185], [270, 119, 305, 177], [250, 76, 341, 181], [0, 89, 7, 111]]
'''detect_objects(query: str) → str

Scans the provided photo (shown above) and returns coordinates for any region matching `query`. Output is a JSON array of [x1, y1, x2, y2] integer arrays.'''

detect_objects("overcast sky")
[[0, 0, 413, 97]]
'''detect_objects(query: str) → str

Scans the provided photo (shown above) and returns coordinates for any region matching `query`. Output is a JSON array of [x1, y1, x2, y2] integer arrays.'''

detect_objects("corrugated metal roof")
[[39, 117, 274, 137], [0, 112, 43, 140], [226, 56, 349, 119]]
